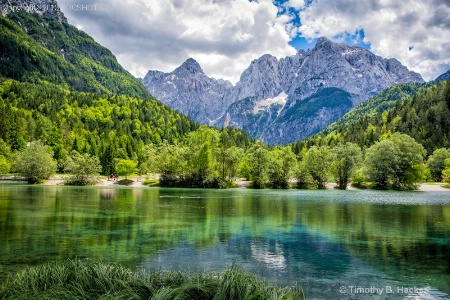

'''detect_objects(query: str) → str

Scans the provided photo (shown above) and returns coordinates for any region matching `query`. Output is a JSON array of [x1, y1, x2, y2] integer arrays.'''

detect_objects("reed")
[[0, 259, 304, 300]]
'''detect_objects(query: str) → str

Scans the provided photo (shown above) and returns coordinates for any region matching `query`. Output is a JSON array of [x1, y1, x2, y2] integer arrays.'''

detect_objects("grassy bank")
[[0, 259, 304, 300]]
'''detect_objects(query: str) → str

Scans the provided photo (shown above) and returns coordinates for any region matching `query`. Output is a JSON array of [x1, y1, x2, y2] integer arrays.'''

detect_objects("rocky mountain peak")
[[315, 36, 333, 46], [313, 36, 340, 52], [1, 0, 67, 23], [141, 58, 234, 124], [175, 58, 204, 75]]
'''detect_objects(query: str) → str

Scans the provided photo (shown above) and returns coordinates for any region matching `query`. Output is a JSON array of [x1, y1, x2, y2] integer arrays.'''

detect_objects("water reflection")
[[0, 185, 449, 299]]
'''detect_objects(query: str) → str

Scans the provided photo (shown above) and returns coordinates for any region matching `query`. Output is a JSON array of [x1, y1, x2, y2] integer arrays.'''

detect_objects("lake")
[[0, 184, 449, 299]]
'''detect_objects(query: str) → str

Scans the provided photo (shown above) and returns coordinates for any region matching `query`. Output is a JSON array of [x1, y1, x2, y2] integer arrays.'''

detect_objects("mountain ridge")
[[142, 38, 424, 144]]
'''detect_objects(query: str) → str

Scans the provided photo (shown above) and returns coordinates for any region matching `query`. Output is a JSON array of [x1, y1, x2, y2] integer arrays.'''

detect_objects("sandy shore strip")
[[3, 175, 449, 191], [41, 175, 148, 187], [417, 183, 450, 191]]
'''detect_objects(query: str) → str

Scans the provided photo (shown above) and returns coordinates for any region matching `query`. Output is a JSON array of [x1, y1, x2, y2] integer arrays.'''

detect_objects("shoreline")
[[2, 175, 449, 191], [42, 177, 450, 191]]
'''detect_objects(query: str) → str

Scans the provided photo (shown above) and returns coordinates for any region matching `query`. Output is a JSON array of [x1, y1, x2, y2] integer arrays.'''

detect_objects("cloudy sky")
[[58, 0, 450, 84]]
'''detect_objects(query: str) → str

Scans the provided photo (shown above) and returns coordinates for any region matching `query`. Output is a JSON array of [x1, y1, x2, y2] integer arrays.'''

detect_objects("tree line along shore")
[[1, 126, 450, 191]]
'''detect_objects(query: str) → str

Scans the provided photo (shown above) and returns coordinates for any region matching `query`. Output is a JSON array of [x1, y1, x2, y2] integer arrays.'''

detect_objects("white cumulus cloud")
[[284, 0, 305, 10]]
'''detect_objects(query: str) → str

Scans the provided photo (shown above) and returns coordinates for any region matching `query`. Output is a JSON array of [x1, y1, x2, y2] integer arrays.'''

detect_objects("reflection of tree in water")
[[99, 189, 115, 201]]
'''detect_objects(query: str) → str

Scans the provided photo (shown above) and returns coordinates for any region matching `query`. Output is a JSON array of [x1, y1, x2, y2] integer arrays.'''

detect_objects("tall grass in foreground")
[[0, 259, 304, 300]]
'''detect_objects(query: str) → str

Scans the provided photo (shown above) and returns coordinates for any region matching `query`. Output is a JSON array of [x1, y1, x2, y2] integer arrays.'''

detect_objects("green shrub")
[[142, 179, 160, 187], [117, 179, 134, 186]]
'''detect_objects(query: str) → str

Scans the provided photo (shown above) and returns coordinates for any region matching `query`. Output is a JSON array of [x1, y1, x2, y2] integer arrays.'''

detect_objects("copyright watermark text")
[[1, 4, 153, 13], [339, 285, 426, 296]]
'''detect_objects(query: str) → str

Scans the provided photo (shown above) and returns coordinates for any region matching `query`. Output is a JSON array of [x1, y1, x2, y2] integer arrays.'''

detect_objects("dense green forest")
[[320, 83, 428, 135]]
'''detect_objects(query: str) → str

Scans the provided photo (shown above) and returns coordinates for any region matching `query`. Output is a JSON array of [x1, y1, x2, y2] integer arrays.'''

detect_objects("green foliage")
[[116, 159, 138, 179], [224, 146, 245, 180], [278, 87, 353, 123], [63, 151, 102, 185], [142, 179, 160, 187], [267, 146, 297, 189], [0, 259, 303, 300], [364, 139, 399, 190], [0, 155, 11, 176], [442, 159, 450, 184], [13, 141, 57, 183], [364, 133, 425, 190], [389, 133, 426, 189], [152, 142, 188, 187], [117, 178, 135, 186], [184, 126, 219, 186], [0, 138, 12, 159], [246, 142, 269, 188], [426, 148, 450, 182], [323, 83, 426, 135], [294, 161, 313, 189], [350, 168, 368, 189], [303, 146, 331, 189], [0, 80, 198, 174], [143, 127, 251, 188], [330, 143, 362, 189], [238, 155, 252, 181]]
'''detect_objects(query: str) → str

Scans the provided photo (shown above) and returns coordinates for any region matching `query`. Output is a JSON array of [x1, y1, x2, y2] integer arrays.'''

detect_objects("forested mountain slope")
[[0, 80, 199, 168], [0, 10, 150, 99], [293, 80, 450, 155], [321, 82, 429, 134]]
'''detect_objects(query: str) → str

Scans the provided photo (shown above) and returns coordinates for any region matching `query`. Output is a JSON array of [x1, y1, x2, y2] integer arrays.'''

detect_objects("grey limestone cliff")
[[141, 58, 233, 124]]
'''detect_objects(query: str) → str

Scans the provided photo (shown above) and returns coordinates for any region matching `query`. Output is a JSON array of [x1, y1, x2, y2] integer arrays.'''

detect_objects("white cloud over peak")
[[59, 0, 297, 84], [284, 0, 306, 10], [298, 0, 450, 80]]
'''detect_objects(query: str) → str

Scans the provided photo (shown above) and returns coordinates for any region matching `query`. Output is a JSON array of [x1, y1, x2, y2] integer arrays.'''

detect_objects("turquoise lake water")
[[0, 184, 449, 299]]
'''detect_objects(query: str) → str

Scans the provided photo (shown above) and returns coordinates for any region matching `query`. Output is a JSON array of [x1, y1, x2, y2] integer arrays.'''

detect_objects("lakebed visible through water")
[[0, 184, 449, 299]]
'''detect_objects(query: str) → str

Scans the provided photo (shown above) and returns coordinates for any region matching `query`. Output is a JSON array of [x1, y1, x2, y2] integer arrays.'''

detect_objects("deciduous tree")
[[427, 148, 450, 182], [304, 146, 331, 189], [330, 143, 362, 189], [116, 159, 138, 179], [14, 141, 57, 183], [64, 151, 102, 185]]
